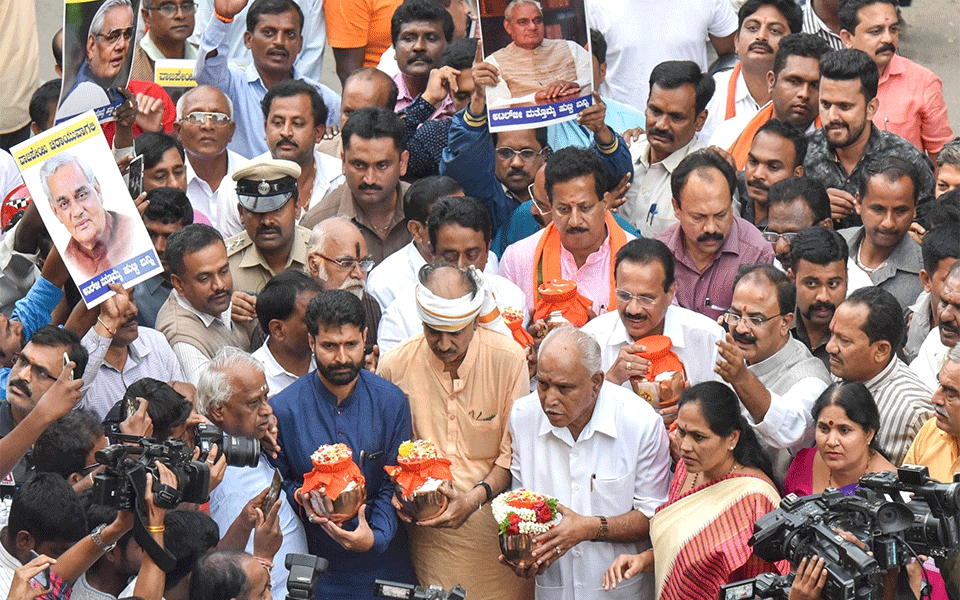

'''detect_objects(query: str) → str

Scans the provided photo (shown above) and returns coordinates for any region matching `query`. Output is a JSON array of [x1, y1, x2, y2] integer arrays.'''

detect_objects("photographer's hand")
[[6, 554, 55, 600], [313, 500, 375, 553], [134, 466, 176, 600], [253, 497, 283, 561], [219, 486, 270, 551], [788, 556, 826, 600], [192, 443, 226, 491], [120, 398, 153, 437]]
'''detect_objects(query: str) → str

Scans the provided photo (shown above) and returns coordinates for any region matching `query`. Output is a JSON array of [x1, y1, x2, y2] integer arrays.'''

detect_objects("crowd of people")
[[0, 0, 958, 599]]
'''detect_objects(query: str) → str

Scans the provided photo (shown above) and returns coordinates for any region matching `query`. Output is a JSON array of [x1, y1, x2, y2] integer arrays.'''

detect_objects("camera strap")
[[127, 471, 177, 573]]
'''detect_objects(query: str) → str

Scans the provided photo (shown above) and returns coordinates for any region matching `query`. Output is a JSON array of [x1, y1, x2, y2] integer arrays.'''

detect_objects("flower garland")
[[493, 489, 559, 536]]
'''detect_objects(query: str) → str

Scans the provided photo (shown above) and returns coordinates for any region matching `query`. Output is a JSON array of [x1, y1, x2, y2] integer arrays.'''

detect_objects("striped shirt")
[[802, 2, 845, 51], [860, 356, 935, 465]]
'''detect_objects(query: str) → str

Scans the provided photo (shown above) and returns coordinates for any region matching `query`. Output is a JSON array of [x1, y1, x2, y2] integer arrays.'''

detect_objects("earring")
[[729, 446, 734, 451]]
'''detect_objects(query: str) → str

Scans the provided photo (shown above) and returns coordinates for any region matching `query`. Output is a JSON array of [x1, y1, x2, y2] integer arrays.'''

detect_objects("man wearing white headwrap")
[[377, 264, 533, 600]]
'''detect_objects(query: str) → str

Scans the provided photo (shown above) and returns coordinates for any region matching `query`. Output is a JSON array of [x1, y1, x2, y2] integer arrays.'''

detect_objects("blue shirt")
[[195, 18, 342, 159], [0, 276, 64, 400], [547, 97, 645, 151], [268, 369, 415, 600], [133, 274, 172, 328]]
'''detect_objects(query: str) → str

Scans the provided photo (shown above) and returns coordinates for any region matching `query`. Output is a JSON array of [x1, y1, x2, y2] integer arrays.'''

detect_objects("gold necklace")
[[691, 461, 739, 489]]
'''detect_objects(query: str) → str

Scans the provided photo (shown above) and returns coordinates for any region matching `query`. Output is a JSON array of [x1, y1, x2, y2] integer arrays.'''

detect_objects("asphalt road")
[[32, 0, 959, 131]]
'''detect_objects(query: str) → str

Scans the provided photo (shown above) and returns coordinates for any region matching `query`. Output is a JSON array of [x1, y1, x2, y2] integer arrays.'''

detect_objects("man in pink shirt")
[[839, 0, 952, 162], [390, 0, 456, 119]]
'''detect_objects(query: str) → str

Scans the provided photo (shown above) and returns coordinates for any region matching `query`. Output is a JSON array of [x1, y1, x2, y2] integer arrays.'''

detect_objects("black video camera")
[[374, 580, 466, 600], [92, 437, 211, 510], [193, 423, 260, 467], [284, 553, 328, 600], [723, 466, 960, 600]]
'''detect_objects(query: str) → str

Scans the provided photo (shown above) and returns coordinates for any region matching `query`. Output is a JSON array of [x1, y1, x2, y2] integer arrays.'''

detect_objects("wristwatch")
[[594, 516, 609, 542], [91, 523, 117, 552], [474, 480, 493, 504]]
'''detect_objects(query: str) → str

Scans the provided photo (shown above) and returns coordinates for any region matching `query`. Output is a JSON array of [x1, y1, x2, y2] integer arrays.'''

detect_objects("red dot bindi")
[[828, 420, 834, 426]]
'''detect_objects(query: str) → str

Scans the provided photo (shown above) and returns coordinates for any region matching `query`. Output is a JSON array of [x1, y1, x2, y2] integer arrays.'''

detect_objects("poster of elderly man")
[[57, 0, 140, 123], [10, 111, 163, 307], [480, 0, 593, 131]]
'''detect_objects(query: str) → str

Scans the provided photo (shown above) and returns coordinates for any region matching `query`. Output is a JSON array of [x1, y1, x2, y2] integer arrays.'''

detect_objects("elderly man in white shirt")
[[507, 324, 671, 600], [581, 238, 724, 407]]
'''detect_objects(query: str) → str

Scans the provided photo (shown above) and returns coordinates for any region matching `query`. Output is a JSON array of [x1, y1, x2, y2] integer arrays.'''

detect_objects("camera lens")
[[221, 433, 260, 467]]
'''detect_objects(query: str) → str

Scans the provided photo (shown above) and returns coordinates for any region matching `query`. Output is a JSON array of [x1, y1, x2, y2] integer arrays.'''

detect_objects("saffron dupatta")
[[650, 461, 787, 600], [727, 102, 822, 170]]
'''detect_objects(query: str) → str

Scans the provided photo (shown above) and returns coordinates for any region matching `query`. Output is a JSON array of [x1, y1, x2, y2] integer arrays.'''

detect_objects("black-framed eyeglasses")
[[95, 27, 134, 44], [495, 146, 546, 161], [316, 253, 375, 272], [145, 1, 196, 15], [722, 311, 782, 328], [181, 111, 232, 126], [614, 288, 658, 307], [761, 230, 799, 244]]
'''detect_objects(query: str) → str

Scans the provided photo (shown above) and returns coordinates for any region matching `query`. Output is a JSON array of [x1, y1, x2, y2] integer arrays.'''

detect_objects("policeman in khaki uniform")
[[226, 158, 314, 294]]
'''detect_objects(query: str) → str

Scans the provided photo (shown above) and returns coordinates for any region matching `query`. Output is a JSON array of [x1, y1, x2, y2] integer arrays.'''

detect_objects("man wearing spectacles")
[[763, 176, 833, 271], [130, 0, 197, 83], [226, 158, 312, 295], [715, 264, 830, 484], [62, 0, 135, 108]]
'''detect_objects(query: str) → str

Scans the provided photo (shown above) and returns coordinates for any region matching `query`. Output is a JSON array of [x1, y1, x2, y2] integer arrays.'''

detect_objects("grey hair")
[[308, 216, 354, 255], [88, 0, 133, 40], [176, 85, 235, 121], [947, 344, 960, 365], [504, 0, 542, 21], [39, 152, 96, 205], [937, 139, 960, 169], [196, 347, 265, 417], [539, 324, 602, 374]]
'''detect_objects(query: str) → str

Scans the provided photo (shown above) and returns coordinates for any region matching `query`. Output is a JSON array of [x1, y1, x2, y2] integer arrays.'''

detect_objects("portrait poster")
[[57, 0, 141, 124], [10, 112, 163, 307], [479, 0, 594, 132]]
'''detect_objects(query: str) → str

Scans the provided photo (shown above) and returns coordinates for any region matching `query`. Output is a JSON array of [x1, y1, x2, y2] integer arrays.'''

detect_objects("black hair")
[[9, 472, 87, 544], [29, 80, 62, 132], [189, 551, 249, 600], [754, 118, 807, 167], [256, 270, 323, 332], [590, 28, 606, 65], [839, 0, 900, 34], [858, 154, 921, 206], [135, 132, 185, 170], [305, 290, 365, 336], [390, 0, 455, 45], [440, 37, 478, 70], [403, 175, 462, 223], [341, 106, 406, 153], [143, 187, 194, 226], [166, 224, 225, 278], [28, 324, 87, 380], [164, 510, 221, 589], [32, 409, 103, 478], [544, 147, 607, 203], [246, 0, 304, 33], [671, 149, 737, 209], [260, 78, 328, 128], [767, 177, 831, 223], [734, 263, 796, 315], [845, 286, 904, 354], [772, 32, 830, 77], [921, 190, 960, 231], [812, 381, 883, 453], [648, 60, 715, 114], [789, 225, 849, 268], [677, 382, 776, 483], [123, 378, 192, 441], [614, 238, 675, 292], [819, 49, 879, 102], [343, 68, 400, 111], [491, 127, 549, 152], [738, 0, 802, 33], [921, 220, 960, 274], [427, 196, 491, 248]]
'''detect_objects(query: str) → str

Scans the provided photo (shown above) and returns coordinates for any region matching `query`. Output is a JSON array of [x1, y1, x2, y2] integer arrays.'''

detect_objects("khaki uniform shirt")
[[226, 225, 311, 294]]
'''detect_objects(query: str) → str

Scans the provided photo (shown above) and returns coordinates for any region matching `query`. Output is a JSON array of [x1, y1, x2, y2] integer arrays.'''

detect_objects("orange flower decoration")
[[533, 279, 592, 327], [301, 444, 366, 500], [384, 440, 453, 497]]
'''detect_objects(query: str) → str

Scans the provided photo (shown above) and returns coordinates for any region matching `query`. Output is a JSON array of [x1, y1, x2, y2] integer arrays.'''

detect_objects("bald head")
[[422, 264, 476, 300], [307, 218, 371, 298], [340, 69, 399, 129]]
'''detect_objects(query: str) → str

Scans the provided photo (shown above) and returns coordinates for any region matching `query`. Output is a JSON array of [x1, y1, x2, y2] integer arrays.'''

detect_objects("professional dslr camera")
[[193, 423, 260, 467], [92, 436, 211, 510], [374, 580, 466, 600], [720, 466, 960, 600]]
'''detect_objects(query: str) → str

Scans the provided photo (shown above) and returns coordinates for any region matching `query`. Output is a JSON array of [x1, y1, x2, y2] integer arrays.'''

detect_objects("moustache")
[[697, 231, 724, 243], [805, 301, 836, 318], [876, 43, 896, 55], [826, 121, 848, 131], [506, 167, 527, 178], [358, 182, 383, 191], [749, 40, 773, 53], [941, 319, 960, 335], [623, 311, 647, 322], [208, 289, 230, 303], [268, 47, 289, 57], [732, 330, 757, 345], [256, 225, 282, 237], [746, 178, 769, 191], [9, 378, 31, 399], [276, 136, 298, 149], [406, 52, 434, 65], [648, 128, 674, 142], [566, 226, 590, 235], [874, 228, 901, 238]]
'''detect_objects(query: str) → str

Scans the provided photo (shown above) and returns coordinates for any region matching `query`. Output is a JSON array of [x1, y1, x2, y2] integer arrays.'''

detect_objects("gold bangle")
[[146, 525, 165, 533], [213, 8, 233, 22]]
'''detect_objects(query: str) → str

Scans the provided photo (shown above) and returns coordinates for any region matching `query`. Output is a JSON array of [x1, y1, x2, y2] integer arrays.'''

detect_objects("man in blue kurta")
[[269, 289, 415, 600]]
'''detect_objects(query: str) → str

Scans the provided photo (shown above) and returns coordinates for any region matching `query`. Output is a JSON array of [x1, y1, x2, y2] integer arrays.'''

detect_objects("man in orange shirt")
[[327, 0, 402, 85]]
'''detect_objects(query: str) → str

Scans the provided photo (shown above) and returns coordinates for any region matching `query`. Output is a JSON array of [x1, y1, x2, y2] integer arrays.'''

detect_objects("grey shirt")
[[840, 226, 924, 312]]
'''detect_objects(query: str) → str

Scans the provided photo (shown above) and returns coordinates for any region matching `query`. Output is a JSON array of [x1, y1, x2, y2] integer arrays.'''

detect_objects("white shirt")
[[366, 241, 501, 311], [701, 67, 762, 143], [170, 290, 238, 386], [208, 456, 310, 600], [185, 149, 245, 238], [252, 340, 316, 397], [509, 381, 672, 600], [0, 217, 39, 316], [580, 305, 725, 389], [911, 327, 949, 392], [377, 273, 526, 355], [0, 536, 20, 600], [587, 0, 737, 111]]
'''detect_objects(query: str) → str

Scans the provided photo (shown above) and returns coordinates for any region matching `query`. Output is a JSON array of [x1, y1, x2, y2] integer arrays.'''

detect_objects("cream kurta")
[[487, 39, 592, 106], [377, 327, 532, 600]]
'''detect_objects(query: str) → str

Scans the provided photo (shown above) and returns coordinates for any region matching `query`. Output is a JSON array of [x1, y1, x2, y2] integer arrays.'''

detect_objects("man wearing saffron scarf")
[[378, 264, 531, 600], [500, 147, 634, 322]]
